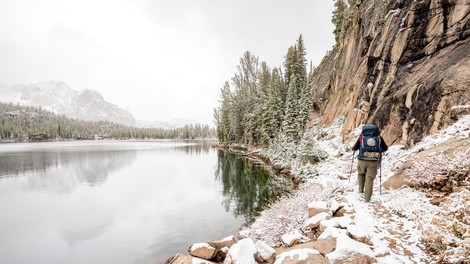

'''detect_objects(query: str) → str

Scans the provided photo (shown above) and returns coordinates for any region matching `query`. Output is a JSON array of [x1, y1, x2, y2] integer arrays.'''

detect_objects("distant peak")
[[79, 89, 104, 101]]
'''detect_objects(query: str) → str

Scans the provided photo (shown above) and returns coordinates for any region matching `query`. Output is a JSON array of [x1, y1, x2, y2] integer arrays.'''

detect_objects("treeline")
[[0, 102, 215, 141], [213, 35, 314, 147]]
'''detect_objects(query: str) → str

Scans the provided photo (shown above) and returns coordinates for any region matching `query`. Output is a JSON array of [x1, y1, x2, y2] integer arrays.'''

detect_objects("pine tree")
[[260, 62, 274, 146], [282, 75, 299, 140], [332, 0, 347, 42], [215, 81, 232, 144]]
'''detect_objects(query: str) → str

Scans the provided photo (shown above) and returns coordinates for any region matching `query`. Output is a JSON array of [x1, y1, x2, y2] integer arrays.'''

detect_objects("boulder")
[[330, 200, 341, 213], [188, 242, 217, 260], [165, 253, 216, 264], [234, 229, 251, 241], [318, 226, 348, 240], [209, 235, 236, 250], [347, 225, 372, 246], [304, 212, 331, 230], [281, 230, 304, 247], [274, 248, 329, 264], [338, 216, 353, 229], [326, 235, 374, 263], [330, 253, 375, 264], [225, 238, 257, 264], [319, 218, 340, 233], [334, 207, 347, 217], [255, 240, 276, 263], [312, 237, 337, 255], [308, 201, 330, 217]]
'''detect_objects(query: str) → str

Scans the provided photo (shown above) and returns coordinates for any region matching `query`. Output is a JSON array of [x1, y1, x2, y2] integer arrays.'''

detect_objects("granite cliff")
[[310, 0, 469, 146]]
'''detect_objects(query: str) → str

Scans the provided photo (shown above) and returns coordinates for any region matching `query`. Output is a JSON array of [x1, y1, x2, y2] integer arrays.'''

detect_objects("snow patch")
[[326, 235, 374, 261], [281, 229, 304, 246], [190, 242, 213, 251], [227, 238, 257, 264], [274, 248, 320, 264]]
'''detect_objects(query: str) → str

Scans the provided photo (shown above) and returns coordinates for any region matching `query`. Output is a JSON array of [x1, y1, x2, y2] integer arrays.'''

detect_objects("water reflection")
[[172, 140, 213, 155], [0, 147, 137, 193], [215, 150, 287, 222]]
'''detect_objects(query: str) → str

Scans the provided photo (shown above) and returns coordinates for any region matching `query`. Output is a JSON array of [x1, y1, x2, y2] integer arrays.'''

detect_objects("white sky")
[[0, 0, 335, 125]]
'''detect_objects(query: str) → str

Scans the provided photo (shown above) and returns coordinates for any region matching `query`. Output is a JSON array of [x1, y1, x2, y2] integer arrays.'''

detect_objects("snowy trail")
[[252, 116, 469, 263], [335, 153, 429, 263], [344, 190, 430, 263]]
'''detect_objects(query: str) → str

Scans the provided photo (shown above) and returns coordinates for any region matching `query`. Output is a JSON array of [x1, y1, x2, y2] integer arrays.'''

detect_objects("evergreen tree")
[[282, 75, 299, 140], [271, 67, 286, 135], [215, 81, 232, 144], [284, 46, 297, 86], [332, 0, 347, 42], [260, 62, 274, 146]]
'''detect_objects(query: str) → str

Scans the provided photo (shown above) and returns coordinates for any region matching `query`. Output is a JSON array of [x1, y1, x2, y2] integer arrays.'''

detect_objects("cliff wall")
[[311, 0, 469, 145]]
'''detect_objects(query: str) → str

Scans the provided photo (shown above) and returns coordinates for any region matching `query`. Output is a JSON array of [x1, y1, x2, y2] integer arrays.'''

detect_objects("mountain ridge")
[[0, 81, 197, 128]]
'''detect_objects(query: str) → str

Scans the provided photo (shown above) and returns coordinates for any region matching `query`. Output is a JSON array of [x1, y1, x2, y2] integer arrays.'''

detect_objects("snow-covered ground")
[[250, 115, 470, 263]]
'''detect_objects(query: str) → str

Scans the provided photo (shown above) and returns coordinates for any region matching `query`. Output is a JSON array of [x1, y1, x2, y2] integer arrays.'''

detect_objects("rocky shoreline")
[[165, 184, 375, 263], [165, 145, 375, 264]]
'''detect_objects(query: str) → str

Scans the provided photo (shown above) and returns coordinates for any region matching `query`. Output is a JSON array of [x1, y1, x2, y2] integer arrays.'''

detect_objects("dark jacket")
[[352, 136, 388, 152]]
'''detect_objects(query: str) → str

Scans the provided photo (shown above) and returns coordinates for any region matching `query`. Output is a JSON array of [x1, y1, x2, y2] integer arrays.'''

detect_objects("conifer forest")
[[0, 102, 214, 141], [214, 35, 314, 147]]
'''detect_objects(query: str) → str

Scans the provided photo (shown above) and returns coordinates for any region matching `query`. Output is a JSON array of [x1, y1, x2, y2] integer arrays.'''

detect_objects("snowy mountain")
[[0, 81, 136, 126]]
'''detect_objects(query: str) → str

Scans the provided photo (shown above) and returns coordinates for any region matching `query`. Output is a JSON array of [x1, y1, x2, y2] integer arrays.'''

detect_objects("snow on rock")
[[330, 199, 341, 213], [274, 248, 328, 264], [166, 253, 216, 264], [337, 215, 353, 228], [326, 234, 375, 262], [308, 201, 330, 217], [318, 226, 348, 240], [237, 229, 251, 239], [225, 238, 257, 264], [254, 240, 276, 263], [188, 243, 217, 260], [209, 236, 236, 250], [304, 212, 330, 229], [281, 229, 305, 247], [319, 216, 352, 232], [347, 225, 372, 245]]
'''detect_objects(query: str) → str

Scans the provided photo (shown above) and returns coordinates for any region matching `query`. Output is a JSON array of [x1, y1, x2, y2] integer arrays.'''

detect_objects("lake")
[[0, 141, 285, 264]]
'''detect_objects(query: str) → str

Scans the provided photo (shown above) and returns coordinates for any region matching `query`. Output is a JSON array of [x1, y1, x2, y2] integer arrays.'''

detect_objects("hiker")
[[352, 124, 388, 202]]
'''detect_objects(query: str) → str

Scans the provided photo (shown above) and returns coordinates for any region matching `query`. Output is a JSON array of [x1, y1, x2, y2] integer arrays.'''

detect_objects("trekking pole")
[[379, 163, 382, 194], [349, 151, 356, 183], [379, 155, 382, 194]]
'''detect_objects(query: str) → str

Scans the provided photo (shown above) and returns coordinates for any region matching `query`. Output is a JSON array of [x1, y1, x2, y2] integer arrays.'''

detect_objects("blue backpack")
[[358, 124, 382, 161]]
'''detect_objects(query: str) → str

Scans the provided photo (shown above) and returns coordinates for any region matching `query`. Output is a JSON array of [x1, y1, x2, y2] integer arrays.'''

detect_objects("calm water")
[[0, 141, 285, 264]]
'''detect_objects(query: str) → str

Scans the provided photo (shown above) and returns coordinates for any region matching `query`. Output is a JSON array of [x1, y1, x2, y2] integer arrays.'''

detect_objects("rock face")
[[310, 0, 470, 146]]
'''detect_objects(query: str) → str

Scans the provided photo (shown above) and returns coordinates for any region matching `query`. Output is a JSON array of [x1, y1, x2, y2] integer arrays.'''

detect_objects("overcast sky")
[[0, 0, 335, 125]]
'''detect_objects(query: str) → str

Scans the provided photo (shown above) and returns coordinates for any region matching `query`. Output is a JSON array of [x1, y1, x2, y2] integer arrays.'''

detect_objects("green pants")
[[357, 159, 379, 202]]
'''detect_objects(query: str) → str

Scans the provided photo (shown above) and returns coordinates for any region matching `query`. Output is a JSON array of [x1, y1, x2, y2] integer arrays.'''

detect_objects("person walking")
[[352, 124, 388, 202]]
